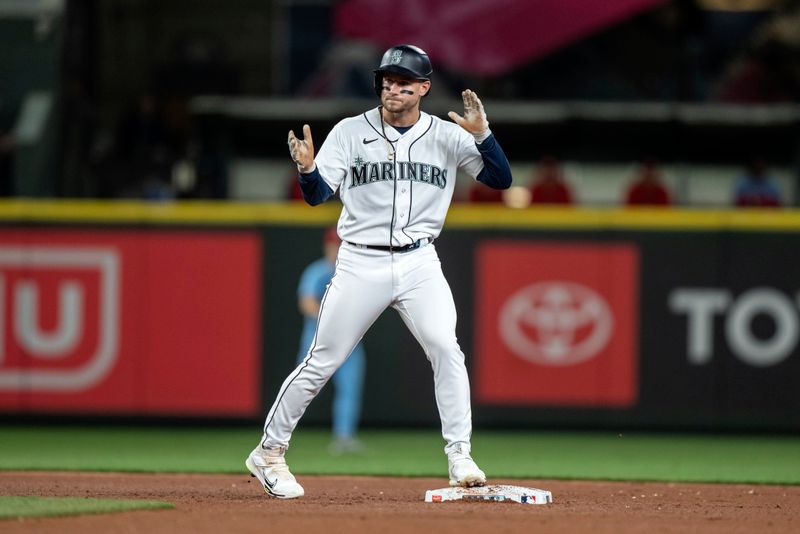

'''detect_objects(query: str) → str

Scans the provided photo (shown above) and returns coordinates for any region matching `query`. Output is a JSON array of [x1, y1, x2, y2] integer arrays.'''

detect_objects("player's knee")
[[302, 355, 342, 380], [425, 338, 463, 362]]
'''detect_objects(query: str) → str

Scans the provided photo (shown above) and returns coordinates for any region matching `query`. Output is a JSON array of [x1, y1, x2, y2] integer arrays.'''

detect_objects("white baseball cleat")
[[246, 446, 305, 499], [447, 444, 487, 488]]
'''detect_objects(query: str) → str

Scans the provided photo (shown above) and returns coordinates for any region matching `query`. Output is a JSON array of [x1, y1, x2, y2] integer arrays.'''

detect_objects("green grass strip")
[[1, 426, 798, 485], [0, 496, 172, 520]]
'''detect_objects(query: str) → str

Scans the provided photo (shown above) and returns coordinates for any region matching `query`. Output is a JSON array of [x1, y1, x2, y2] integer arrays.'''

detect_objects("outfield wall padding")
[[0, 201, 798, 430]]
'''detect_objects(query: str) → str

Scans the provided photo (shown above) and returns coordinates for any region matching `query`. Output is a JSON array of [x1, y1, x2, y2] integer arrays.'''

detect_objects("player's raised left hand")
[[288, 124, 315, 173], [448, 90, 490, 140]]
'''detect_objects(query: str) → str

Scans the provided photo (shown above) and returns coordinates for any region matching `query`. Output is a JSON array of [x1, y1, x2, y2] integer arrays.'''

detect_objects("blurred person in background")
[[467, 180, 504, 203], [733, 157, 782, 207], [714, 5, 800, 103], [109, 92, 184, 199], [287, 166, 305, 200], [296, 227, 366, 455], [624, 158, 672, 206], [529, 155, 574, 205]]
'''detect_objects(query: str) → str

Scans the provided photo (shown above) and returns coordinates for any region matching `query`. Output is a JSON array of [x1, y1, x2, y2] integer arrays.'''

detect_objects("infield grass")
[[0, 496, 173, 520], [0, 426, 798, 485]]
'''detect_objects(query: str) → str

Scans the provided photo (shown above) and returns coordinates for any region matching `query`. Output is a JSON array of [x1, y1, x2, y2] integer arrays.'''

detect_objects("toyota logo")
[[499, 282, 614, 366]]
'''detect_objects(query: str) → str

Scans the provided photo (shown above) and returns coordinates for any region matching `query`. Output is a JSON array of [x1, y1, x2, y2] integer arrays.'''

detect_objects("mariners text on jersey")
[[350, 158, 447, 190]]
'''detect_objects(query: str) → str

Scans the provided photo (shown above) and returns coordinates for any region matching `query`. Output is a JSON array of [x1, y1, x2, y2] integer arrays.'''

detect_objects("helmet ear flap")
[[373, 72, 384, 98]]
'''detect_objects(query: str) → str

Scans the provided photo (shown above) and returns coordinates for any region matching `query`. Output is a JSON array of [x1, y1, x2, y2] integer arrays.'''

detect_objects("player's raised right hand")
[[288, 124, 315, 173], [447, 90, 489, 139]]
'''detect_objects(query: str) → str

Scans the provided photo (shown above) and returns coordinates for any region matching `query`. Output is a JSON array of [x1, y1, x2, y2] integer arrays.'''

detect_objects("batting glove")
[[288, 124, 316, 173], [448, 89, 492, 143]]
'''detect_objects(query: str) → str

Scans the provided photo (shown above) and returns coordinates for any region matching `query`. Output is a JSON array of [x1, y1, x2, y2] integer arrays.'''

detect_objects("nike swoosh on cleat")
[[362, 138, 378, 144], [265, 475, 277, 488]]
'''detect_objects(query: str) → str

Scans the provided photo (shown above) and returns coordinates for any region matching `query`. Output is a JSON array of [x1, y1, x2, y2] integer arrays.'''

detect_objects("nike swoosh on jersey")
[[362, 138, 378, 144]]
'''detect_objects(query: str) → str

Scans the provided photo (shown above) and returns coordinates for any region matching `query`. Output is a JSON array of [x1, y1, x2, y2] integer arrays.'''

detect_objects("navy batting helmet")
[[373, 44, 433, 97]]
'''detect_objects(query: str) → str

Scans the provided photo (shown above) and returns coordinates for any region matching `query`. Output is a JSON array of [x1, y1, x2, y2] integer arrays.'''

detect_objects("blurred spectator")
[[625, 159, 672, 206], [287, 165, 305, 201], [108, 92, 185, 199], [529, 156, 573, 205], [714, 7, 800, 103], [187, 110, 228, 199], [733, 157, 782, 208], [467, 181, 504, 203]]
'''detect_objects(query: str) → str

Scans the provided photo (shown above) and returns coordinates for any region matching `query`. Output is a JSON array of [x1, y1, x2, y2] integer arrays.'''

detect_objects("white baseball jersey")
[[316, 107, 485, 246]]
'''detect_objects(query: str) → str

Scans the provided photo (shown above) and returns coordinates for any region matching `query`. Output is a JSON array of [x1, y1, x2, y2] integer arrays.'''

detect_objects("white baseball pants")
[[261, 241, 472, 455]]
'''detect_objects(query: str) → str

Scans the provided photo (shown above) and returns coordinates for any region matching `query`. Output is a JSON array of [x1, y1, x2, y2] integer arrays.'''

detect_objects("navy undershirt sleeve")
[[298, 167, 334, 206], [475, 134, 513, 190]]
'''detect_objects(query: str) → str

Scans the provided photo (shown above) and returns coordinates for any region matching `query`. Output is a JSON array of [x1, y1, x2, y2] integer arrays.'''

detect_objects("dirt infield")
[[1, 472, 798, 533]]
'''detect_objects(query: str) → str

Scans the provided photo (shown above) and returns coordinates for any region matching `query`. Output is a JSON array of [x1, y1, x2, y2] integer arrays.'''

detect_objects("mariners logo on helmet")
[[373, 44, 433, 97]]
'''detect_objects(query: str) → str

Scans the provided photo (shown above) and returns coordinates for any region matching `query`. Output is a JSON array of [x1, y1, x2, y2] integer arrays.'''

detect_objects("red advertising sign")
[[335, 0, 667, 76], [0, 230, 261, 416], [475, 242, 639, 407]]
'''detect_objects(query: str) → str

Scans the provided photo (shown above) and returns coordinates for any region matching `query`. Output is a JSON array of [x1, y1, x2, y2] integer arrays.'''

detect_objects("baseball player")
[[246, 44, 512, 499], [297, 227, 366, 454]]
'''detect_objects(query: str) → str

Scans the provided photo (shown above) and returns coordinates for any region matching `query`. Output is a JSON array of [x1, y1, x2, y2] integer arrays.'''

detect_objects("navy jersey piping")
[[366, 109, 400, 248], [402, 116, 434, 243], [363, 111, 386, 141]]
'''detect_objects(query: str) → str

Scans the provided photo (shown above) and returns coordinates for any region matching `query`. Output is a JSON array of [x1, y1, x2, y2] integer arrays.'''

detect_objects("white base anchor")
[[425, 485, 553, 505]]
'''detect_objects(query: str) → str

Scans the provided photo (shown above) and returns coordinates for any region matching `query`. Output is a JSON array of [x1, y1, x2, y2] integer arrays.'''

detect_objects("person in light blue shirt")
[[296, 227, 366, 454], [733, 158, 782, 208]]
